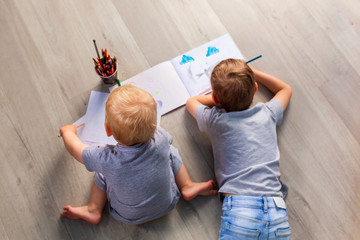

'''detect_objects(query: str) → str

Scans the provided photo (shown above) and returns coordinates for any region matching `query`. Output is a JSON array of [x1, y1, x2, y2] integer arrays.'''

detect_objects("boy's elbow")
[[286, 84, 293, 99], [186, 97, 194, 110], [186, 97, 198, 118], [280, 82, 292, 99]]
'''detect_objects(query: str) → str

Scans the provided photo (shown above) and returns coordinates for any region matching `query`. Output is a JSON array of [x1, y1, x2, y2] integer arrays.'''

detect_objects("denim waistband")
[[223, 196, 278, 213]]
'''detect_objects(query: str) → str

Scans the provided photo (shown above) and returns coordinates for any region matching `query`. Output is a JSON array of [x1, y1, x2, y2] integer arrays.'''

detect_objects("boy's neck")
[[116, 140, 142, 147]]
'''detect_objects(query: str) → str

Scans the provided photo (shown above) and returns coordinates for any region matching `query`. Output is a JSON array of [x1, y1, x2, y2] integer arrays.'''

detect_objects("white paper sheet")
[[80, 91, 117, 146]]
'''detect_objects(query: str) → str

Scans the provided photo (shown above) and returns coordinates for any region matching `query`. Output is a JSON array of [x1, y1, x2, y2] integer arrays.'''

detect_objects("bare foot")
[[60, 205, 101, 224], [181, 180, 218, 201]]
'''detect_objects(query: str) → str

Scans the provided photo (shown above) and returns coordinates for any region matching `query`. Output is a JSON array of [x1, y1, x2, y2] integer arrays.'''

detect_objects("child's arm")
[[60, 125, 88, 164], [251, 68, 292, 111], [186, 94, 217, 119]]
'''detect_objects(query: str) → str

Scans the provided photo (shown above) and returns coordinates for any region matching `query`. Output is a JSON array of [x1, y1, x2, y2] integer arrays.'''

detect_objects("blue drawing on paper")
[[206, 46, 219, 57], [179, 55, 195, 65]]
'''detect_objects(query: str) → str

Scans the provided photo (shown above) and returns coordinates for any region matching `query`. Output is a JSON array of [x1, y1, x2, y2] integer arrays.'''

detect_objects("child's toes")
[[209, 180, 218, 189], [63, 205, 71, 211], [212, 190, 218, 196]]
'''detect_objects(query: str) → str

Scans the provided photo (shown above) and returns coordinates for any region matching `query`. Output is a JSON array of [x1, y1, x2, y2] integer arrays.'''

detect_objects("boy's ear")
[[212, 93, 219, 105], [254, 82, 258, 94], [104, 123, 112, 137]]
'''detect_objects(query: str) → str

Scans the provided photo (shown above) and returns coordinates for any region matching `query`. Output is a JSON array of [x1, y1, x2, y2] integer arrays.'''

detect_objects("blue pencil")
[[245, 55, 262, 64]]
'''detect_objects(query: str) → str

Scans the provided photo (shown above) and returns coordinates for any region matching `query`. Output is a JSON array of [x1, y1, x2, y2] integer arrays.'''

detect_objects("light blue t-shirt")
[[82, 127, 182, 224], [196, 99, 285, 197]]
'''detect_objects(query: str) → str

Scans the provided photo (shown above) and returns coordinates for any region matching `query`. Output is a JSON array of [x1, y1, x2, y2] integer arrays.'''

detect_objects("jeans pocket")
[[221, 221, 260, 239], [275, 227, 291, 239]]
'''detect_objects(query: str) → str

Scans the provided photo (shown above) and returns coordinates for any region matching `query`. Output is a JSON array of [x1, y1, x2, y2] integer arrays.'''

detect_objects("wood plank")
[[0, 104, 71, 240], [0, 218, 10, 240], [111, 0, 227, 66]]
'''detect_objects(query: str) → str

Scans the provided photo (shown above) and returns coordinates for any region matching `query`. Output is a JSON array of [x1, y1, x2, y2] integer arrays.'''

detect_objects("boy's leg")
[[175, 163, 218, 201], [61, 180, 107, 224]]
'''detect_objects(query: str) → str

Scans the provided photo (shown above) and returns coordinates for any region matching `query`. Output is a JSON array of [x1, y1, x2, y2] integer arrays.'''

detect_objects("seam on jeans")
[[224, 203, 272, 209], [275, 227, 291, 237], [225, 221, 261, 237], [270, 216, 289, 225], [225, 212, 266, 224], [224, 201, 277, 209]]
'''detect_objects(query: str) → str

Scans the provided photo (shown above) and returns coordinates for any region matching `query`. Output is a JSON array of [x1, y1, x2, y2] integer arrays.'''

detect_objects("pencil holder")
[[98, 63, 118, 85]]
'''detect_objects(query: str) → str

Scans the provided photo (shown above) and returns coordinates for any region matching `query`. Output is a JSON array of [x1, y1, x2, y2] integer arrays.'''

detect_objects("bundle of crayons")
[[92, 40, 117, 77]]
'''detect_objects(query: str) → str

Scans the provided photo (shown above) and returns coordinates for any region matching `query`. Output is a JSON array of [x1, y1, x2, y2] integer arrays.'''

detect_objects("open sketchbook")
[[110, 34, 244, 115], [76, 34, 244, 145]]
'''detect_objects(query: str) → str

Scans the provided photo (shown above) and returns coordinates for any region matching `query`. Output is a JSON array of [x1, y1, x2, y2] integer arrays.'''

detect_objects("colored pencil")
[[58, 123, 85, 137], [246, 55, 262, 64], [92, 45, 117, 77], [93, 40, 101, 59]]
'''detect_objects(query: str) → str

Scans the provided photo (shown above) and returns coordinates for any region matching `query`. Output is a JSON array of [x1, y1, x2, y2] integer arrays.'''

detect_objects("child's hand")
[[59, 125, 77, 137], [58, 124, 87, 164]]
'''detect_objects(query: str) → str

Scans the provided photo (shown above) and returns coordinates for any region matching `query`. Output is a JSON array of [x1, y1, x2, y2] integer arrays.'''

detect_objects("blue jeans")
[[219, 196, 291, 239]]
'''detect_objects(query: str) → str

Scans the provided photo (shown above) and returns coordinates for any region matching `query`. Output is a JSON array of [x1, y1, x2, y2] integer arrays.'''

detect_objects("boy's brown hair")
[[211, 58, 256, 112], [105, 84, 157, 146]]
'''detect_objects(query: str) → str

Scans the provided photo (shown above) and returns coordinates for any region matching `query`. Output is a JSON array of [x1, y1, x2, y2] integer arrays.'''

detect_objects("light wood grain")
[[1, 0, 360, 239]]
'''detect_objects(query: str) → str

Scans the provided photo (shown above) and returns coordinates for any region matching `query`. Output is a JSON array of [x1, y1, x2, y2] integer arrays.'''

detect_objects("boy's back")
[[195, 99, 284, 197], [83, 127, 181, 224]]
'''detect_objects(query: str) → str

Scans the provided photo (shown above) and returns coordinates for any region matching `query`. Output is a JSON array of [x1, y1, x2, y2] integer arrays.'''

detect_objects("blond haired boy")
[[186, 59, 292, 239], [60, 84, 217, 224]]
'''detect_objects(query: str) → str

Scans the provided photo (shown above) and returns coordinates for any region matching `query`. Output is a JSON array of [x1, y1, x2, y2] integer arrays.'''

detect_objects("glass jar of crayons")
[[93, 48, 118, 85]]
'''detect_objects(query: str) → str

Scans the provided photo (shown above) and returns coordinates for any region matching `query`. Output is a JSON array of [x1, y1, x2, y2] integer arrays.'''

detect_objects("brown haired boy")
[[186, 59, 292, 239]]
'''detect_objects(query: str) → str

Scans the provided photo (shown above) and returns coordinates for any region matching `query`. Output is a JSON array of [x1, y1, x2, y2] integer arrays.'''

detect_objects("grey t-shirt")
[[196, 99, 285, 197], [83, 127, 182, 224]]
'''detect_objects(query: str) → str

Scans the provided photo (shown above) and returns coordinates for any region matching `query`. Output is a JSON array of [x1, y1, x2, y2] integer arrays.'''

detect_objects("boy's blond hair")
[[211, 58, 256, 112], [105, 84, 157, 146]]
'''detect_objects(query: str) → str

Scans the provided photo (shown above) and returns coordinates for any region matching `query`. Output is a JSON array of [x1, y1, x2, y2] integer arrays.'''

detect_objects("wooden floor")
[[1, 0, 360, 239]]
